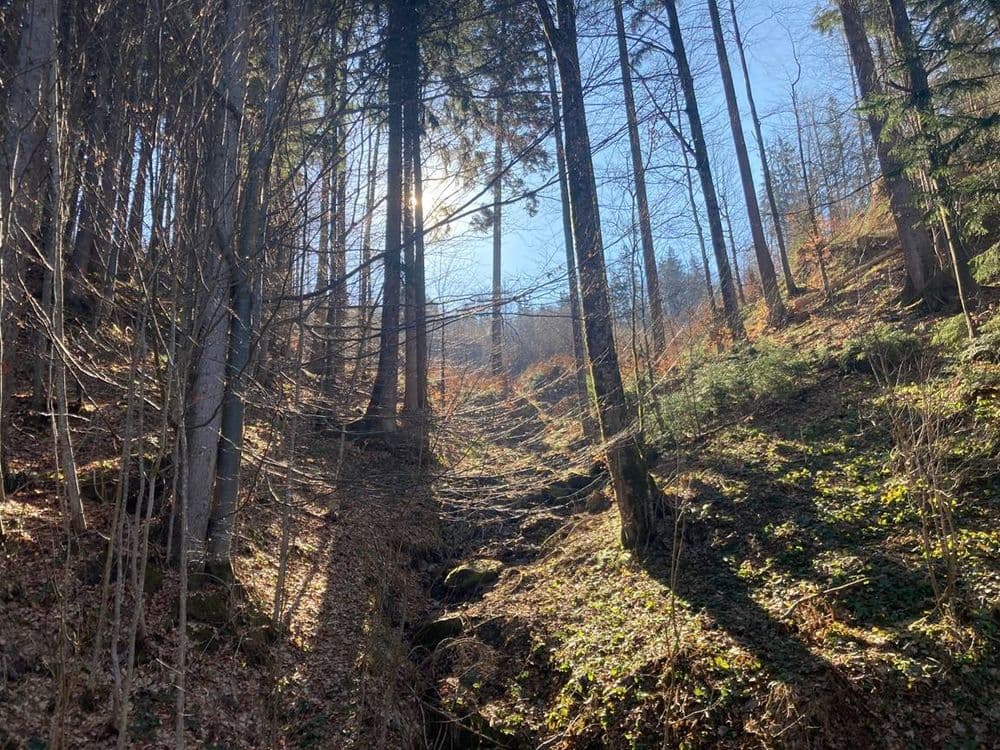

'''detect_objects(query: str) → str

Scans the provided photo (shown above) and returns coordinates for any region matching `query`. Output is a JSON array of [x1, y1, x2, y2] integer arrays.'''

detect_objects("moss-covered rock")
[[411, 615, 464, 650], [186, 589, 230, 626], [443, 559, 502, 597]]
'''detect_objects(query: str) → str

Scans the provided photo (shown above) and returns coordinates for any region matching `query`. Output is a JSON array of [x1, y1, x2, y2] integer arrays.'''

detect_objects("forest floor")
[[2, 247, 999, 749], [415, 252, 1000, 749], [1, 415, 441, 747]]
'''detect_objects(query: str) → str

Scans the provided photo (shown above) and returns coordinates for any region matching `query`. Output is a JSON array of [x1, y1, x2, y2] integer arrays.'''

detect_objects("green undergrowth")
[[653, 342, 822, 444], [429, 305, 1000, 748], [970, 242, 1000, 285]]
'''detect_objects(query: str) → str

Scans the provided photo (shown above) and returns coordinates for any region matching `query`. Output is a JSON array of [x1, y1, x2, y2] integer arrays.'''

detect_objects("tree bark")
[[331, 28, 349, 386], [44, 1, 87, 534], [727, 0, 799, 296], [720, 191, 746, 306], [208, 1, 281, 578], [613, 0, 667, 352], [544, 41, 599, 443], [362, 0, 408, 434], [537, 0, 656, 551], [490, 102, 504, 377], [184, 0, 246, 569], [789, 74, 831, 301], [791, 72, 820, 241], [1, 0, 57, 487], [683, 140, 717, 316], [402, 100, 418, 413], [706, 0, 786, 325], [410, 107, 429, 416], [884, 0, 975, 333], [662, 0, 747, 343]]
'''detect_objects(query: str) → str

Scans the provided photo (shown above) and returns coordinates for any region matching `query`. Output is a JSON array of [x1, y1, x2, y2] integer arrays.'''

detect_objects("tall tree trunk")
[[102, 127, 150, 318], [791, 74, 820, 240], [359, 123, 380, 365], [545, 41, 598, 443], [837, 0, 942, 305], [662, 0, 747, 343], [728, 0, 799, 296], [362, 0, 408, 434], [674, 94, 717, 316], [410, 106, 429, 417], [402, 52, 429, 435], [331, 29, 349, 385], [810, 105, 845, 230], [790, 74, 831, 301], [360, 124, 380, 319], [402, 103, 417, 413], [44, 2, 87, 534], [490, 102, 504, 377], [720, 193, 747, 306], [184, 0, 246, 568], [316, 161, 330, 295], [1, 0, 57, 488], [841, 30, 876, 193], [706, 0, 786, 326], [684, 150, 717, 316], [208, 1, 281, 578], [885, 0, 975, 335], [97, 121, 135, 323], [613, 0, 667, 351], [537, 0, 656, 551]]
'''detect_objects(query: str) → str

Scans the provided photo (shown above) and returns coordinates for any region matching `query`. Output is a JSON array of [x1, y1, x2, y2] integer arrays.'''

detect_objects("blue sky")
[[421, 0, 856, 308]]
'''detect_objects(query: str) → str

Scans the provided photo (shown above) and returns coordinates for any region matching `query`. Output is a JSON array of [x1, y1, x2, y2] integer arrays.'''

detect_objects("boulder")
[[443, 559, 502, 597], [411, 614, 464, 650], [186, 589, 230, 626]]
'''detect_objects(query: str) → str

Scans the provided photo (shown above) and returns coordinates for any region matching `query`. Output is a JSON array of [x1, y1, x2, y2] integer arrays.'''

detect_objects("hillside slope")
[[1, 249, 998, 749], [416, 252, 1000, 749]]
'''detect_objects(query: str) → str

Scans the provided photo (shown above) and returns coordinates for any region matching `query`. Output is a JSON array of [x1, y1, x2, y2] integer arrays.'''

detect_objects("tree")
[[183, 0, 247, 569], [706, 0, 787, 326], [536, 0, 657, 551], [402, 3, 429, 429], [1, 0, 59, 494], [790, 58, 832, 301], [361, 0, 410, 434], [462, 0, 550, 378], [728, 0, 800, 296], [545, 41, 600, 442], [208, 3, 288, 578], [661, 0, 747, 343], [884, 0, 976, 336], [613, 0, 668, 352], [675, 94, 717, 316]]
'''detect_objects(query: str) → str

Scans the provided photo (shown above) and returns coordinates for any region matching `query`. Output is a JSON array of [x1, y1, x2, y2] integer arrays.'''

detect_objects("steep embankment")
[[1, 423, 440, 747]]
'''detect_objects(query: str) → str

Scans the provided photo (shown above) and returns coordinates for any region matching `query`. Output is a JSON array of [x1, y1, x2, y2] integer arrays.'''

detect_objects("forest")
[[0, 0, 998, 747]]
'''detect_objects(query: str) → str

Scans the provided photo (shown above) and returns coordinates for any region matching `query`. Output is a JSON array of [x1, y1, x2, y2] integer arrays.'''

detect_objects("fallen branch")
[[782, 577, 868, 618]]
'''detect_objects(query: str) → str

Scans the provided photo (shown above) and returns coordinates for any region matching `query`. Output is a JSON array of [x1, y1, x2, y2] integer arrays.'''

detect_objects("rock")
[[585, 490, 612, 514], [411, 614, 464, 650], [443, 559, 502, 597], [520, 515, 562, 543], [186, 589, 230, 626], [564, 472, 596, 493]]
